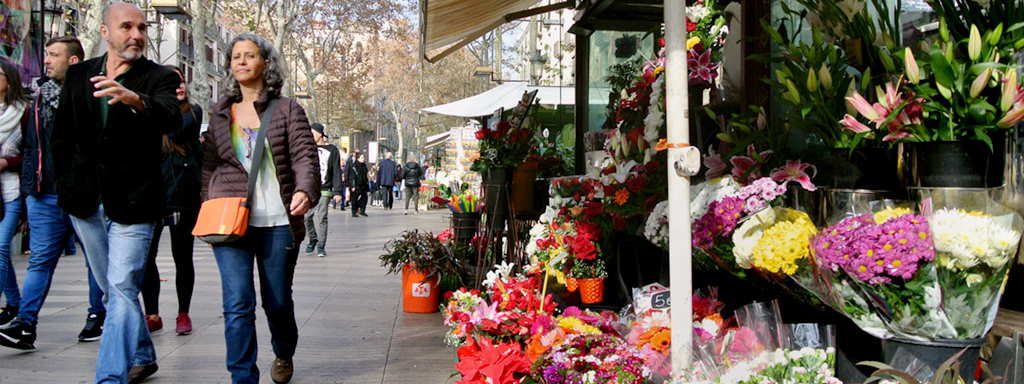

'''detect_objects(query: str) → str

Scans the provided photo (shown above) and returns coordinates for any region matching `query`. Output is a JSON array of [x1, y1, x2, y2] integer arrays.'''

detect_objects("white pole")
[[665, 0, 693, 378]]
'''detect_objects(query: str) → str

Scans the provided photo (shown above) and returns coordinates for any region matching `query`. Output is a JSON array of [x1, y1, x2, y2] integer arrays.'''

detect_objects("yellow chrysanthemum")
[[750, 210, 817, 276], [687, 37, 701, 50], [873, 207, 913, 224]]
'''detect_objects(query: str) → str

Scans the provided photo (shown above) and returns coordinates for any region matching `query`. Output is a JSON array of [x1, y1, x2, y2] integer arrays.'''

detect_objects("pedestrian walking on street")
[[2, 36, 108, 350], [377, 151, 398, 210], [0, 60, 29, 330], [348, 153, 369, 217], [304, 123, 342, 258], [337, 147, 349, 210], [140, 65, 202, 337], [201, 33, 319, 384], [402, 157, 424, 215], [49, 3, 182, 382]]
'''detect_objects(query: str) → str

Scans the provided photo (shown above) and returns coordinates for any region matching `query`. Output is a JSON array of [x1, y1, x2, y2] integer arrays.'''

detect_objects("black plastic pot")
[[908, 135, 1006, 188], [824, 147, 904, 190], [882, 337, 985, 380], [483, 168, 512, 232], [451, 212, 480, 245]]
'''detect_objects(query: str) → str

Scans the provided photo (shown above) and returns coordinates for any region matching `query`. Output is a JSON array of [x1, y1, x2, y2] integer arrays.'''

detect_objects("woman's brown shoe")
[[271, 359, 293, 383]]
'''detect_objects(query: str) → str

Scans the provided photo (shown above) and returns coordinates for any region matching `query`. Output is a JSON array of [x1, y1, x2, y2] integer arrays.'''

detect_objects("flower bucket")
[[881, 337, 985, 380], [579, 278, 605, 304], [511, 162, 539, 214], [450, 212, 480, 245], [484, 168, 512, 232], [908, 135, 1006, 188], [825, 147, 905, 190], [565, 277, 579, 292], [401, 264, 440, 313]]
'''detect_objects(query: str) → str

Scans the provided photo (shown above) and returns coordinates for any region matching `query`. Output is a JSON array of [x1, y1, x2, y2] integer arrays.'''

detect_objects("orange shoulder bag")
[[193, 99, 280, 244]]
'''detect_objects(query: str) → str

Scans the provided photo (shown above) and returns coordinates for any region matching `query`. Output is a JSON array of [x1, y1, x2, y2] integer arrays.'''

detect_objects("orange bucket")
[[565, 277, 579, 292], [402, 264, 440, 313], [579, 278, 604, 304]]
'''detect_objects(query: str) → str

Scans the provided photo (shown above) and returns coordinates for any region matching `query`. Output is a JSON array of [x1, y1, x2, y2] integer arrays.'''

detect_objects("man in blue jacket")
[[377, 152, 398, 210]]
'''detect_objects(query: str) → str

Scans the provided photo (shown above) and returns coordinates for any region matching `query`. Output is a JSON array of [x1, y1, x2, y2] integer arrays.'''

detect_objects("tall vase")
[[484, 168, 512, 233], [824, 147, 905, 191], [907, 134, 1007, 188], [511, 162, 539, 214]]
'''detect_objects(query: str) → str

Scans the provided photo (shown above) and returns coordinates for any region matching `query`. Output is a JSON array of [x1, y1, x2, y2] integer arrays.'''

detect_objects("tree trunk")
[[391, 105, 403, 163], [191, 0, 212, 108], [80, 0, 110, 58]]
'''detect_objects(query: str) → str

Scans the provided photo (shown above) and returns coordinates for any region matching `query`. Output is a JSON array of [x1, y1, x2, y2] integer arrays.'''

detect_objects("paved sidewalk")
[[0, 207, 456, 384]]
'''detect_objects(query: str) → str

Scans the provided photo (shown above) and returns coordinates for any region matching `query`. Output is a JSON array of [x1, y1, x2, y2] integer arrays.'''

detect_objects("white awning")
[[420, 82, 575, 118], [420, 0, 572, 63], [424, 131, 452, 149]]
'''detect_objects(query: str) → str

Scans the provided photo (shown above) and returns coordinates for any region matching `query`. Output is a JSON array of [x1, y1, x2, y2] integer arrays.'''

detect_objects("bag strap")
[[245, 98, 280, 207]]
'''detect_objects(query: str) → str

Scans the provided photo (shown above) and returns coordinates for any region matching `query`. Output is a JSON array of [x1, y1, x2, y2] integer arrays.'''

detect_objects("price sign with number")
[[651, 291, 671, 310]]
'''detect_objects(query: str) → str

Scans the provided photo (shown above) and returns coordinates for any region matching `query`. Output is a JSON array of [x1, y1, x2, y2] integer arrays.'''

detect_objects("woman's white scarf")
[[0, 103, 24, 158]]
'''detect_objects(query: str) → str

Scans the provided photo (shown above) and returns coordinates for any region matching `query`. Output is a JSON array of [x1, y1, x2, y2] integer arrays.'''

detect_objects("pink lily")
[[469, 301, 504, 325], [703, 146, 727, 178], [729, 144, 772, 183], [998, 83, 1024, 128], [770, 160, 818, 191], [839, 114, 871, 133], [688, 49, 719, 85], [841, 82, 923, 141]]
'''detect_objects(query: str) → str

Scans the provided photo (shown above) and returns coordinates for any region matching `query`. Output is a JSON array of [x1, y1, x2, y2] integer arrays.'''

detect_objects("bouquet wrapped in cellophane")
[[916, 188, 1023, 339]]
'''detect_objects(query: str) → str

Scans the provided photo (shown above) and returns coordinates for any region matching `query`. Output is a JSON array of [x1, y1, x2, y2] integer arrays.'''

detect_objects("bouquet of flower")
[[623, 287, 725, 381], [527, 217, 603, 284], [472, 92, 539, 174], [697, 347, 840, 384], [689, 177, 789, 277], [529, 334, 647, 384], [441, 267, 558, 348], [812, 205, 954, 339], [456, 336, 532, 384], [919, 189, 1024, 339]]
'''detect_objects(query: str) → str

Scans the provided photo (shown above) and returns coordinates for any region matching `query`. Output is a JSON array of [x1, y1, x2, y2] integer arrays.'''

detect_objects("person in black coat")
[[377, 151, 398, 210], [44, 3, 181, 380], [140, 65, 202, 336], [403, 158, 424, 215], [347, 152, 369, 217]]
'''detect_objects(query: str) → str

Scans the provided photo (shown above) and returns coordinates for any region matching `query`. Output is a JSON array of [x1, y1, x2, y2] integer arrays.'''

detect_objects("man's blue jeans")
[[213, 225, 299, 384], [70, 205, 156, 383], [0, 198, 23, 308], [17, 194, 101, 325]]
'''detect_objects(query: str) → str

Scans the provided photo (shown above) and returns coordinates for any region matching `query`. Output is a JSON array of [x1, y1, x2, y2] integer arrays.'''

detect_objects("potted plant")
[[379, 230, 465, 313], [571, 259, 608, 305], [896, 21, 1024, 187], [472, 93, 539, 232]]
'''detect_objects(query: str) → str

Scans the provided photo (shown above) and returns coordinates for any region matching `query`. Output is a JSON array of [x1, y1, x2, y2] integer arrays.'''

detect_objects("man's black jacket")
[[53, 55, 182, 224]]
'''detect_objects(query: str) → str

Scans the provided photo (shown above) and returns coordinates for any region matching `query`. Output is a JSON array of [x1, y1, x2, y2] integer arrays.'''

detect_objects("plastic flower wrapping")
[[810, 204, 952, 339], [917, 189, 1024, 339], [680, 301, 839, 384], [686, 177, 790, 279]]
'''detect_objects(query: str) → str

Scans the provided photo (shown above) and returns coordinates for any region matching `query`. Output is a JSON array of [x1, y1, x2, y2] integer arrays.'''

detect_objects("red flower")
[[455, 338, 531, 384], [687, 20, 697, 32], [612, 214, 627, 231], [658, 37, 666, 47], [626, 174, 647, 193], [475, 130, 487, 140], [570, 237, 599, 260]]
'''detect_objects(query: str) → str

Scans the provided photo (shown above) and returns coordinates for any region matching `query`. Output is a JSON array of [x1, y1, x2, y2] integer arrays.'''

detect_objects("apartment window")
[[205, 44, 214, 64]]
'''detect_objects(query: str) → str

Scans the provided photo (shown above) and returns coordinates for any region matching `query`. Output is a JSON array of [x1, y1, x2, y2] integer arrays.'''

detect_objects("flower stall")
[[415, 0, 1024, 382]]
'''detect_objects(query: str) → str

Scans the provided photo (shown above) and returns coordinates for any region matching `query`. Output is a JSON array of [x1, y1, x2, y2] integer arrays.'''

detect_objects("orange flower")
[[614, 189, 630, 205], [637, 326, 669, 349], [526, 329, 566, 361], [650, 329, 672, 353], [569, 207, 584, 217]]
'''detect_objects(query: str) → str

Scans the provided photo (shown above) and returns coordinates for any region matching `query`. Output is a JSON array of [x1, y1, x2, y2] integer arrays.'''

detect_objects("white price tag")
[[411, 282, 432, 298]]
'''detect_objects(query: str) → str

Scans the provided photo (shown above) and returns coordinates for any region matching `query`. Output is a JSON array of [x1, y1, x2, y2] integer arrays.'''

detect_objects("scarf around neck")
[[0, 102, 25, 158]]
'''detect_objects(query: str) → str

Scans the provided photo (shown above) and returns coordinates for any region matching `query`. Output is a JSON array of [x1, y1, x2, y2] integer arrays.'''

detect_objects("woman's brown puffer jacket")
[[201, 93, 321, 242]]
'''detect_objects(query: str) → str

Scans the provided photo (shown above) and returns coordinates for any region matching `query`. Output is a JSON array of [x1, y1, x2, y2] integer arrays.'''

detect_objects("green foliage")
[[570, 258, 607, 279], [928, 0, 1024, 54], [860, 348, 1003, 384], [379, 230, 465, 283]]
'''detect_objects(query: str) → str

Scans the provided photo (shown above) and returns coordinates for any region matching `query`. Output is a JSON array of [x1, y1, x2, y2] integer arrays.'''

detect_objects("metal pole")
[[665, 0, 692, 377]]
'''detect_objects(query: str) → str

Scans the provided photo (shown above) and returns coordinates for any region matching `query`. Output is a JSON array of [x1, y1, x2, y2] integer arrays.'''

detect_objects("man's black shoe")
[[78, 312, 104, 342], [0, 306, 17, 328], [304, 241, 317, 255], [359, 212, 368, 217], [0, 322, 36, 351], [128, 363, 158, 383]]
